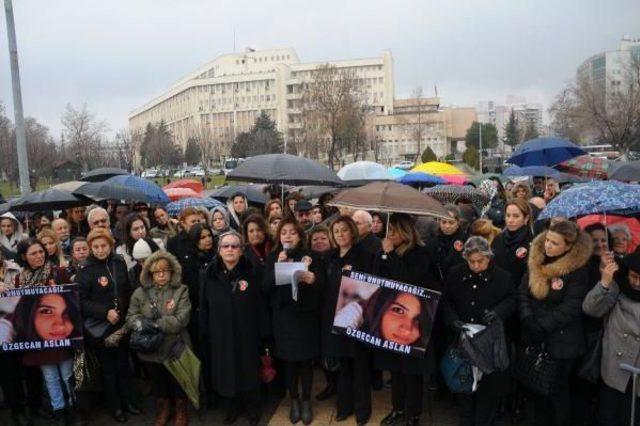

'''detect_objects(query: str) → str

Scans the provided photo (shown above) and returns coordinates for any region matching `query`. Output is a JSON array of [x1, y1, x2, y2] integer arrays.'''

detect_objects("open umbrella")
[[9, 189, 91, 211], [398, 172, 446, 186], [507, 137, 586, 167], [165, 197, 223, 216], [227, 154, 343, 186], [288, 185, 340, 200], [503, 165, 559, 177], [440, 174, 469, 185], [337, 161, 393, 185], [79, 167, 129, 182], [609, 160, 640, 182], [388, 167, 408, 179], [538, 180, 640, 220], [164, 187, 202, 202], [556, 155, 608, 179], [327, 181, 450, 219], [209, 184, 268, 205], [74, 182, 152, 203], [577, 214, 640, 253], [423, 185, 490, 211], [105, 175, 170, 204], [163, 179, 204, 193], [411, 161, 466, 176]]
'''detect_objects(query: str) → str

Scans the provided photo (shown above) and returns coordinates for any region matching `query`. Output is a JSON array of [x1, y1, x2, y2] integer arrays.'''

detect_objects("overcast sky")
[[0, 0, 638, 138]]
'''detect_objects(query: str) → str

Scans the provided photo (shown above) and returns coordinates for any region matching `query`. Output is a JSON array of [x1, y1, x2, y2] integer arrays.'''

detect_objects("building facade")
[[129, 48, 394, 158], [577, 35, 640, 100], [476, 98, 544, 148]]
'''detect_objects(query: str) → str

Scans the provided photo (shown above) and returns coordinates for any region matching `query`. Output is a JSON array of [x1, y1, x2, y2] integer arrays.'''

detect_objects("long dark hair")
[[12, 290, 82, 341], [360, 287, 431, 348], [16, 238, 49, 269], [188, 223, 215, 253], [123, 213, 149, 255]]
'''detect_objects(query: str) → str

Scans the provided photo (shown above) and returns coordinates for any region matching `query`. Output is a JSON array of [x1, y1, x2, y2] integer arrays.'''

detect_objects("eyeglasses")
[[220, 244, 241, 250], [151, 269, 173, 276]]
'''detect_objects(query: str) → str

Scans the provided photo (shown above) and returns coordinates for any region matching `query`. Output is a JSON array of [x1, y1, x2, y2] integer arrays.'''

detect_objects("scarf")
[[503, 226, 531, 252], [19, 262, 53, 287]]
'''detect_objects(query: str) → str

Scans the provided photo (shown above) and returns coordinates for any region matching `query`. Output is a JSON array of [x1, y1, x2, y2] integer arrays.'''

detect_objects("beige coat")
[[583, 281, 640, 395]]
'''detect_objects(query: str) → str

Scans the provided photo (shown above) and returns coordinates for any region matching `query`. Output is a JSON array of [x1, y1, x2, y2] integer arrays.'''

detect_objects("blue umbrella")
[[105, 175, 170, 204], [165, 197, 224, 217], [503, 165, 560, 177], [398, 172, 446, 185], [507, 137, 586, 167], [538, 180, 640, 220], [388, 167, 408, 179]]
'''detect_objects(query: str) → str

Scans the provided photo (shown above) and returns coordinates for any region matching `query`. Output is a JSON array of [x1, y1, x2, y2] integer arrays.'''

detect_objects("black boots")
[[300, 400, 313, 425], [289, 398, 301, 424], [381, 410, 405, 425]]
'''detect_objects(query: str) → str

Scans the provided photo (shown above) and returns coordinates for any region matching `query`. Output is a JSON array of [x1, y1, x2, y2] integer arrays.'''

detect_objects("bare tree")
[[299, 64, 365, 169], [0, 103, 17, 184], [188, 122, 220, 173], [61, 103, 108, 171], [549, 56, 640, 153]]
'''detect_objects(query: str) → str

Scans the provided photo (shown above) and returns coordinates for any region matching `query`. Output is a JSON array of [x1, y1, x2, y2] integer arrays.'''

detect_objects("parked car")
[[394, 160, 414, 171], [173, 169, 188, 178], [191, 167, 205, 177], [142, 169, 158, 178]]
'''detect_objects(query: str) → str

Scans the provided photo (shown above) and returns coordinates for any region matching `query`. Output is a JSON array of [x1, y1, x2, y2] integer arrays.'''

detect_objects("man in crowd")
[[352, 209, 382, 256], [294, 200, 315, 233]]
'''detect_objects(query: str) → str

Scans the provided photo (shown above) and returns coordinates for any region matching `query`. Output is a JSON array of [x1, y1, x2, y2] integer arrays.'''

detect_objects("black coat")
[[200, 256, 264, 397], [434, 229, 467, 282], [321, 243, 373, 358], [491, 227, 533, 289], [442, 263, 516, 328], [359, 233, 382, 258], [518, 231, 592, 360], [76, 254, 132, 342], [372, 245, 440, 375], [262, 247, 324, 361]]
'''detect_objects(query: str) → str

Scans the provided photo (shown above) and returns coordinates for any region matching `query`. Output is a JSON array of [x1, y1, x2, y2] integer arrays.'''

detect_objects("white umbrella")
[[337, 161, 393, 184]]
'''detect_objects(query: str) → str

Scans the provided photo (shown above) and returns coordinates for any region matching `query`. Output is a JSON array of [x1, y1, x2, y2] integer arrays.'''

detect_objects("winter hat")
[[132, 237, 159, 260]]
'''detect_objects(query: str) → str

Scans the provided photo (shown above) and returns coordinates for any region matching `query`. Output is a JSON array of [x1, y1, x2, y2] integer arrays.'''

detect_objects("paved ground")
[[0, 370, 547, 425]]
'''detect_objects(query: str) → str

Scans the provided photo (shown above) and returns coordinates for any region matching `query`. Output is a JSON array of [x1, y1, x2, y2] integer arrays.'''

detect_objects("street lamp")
[[478, 122, 483, 172]]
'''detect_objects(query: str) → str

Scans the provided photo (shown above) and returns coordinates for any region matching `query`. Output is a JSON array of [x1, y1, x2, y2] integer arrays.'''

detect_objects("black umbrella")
[[226, 154, 343, 186], [79, 167, 129, 182], [9, 189, 92, 211], [289, 185, 340, 200], [208, 184, 268, 205], [73, 182, 152, 203], [609, 160, 640, 182]]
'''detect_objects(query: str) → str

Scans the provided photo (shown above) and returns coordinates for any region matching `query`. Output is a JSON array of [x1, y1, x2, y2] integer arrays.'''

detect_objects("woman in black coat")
[[491, 199, 534, 289], [433, 204, 467, 282], [373, 213, 440, 426], [322, 216, 374, 425], [262, 217, 323, 425], [76, 228, 138, 423], [200, 230, 263, 425], [517, 220, 592, 426], [242, 214, 273, 281], [443, 236, 516, 426]]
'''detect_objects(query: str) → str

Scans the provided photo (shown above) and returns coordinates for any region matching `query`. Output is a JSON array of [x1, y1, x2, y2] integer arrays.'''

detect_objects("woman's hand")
[[106, 309, 120, 325], [382, 238, 394, 254], [277, 250, 288, 262], [0, 283, 6, 293], [299, 271, 316, 285], [600, 261, 619, 289]]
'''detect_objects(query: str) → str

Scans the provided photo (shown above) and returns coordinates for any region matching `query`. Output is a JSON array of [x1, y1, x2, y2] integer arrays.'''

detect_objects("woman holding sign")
[[322, 216, 374, 425], [373, 213, 439, 426], [263, 217, 323, 425]]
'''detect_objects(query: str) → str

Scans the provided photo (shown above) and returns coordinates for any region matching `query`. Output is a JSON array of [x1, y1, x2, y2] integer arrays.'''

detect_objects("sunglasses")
[[220, 244, 241, 250]]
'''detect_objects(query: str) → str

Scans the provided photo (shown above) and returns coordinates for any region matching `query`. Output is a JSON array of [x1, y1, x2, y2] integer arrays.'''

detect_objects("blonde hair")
[[469, 219, 501, 245], [36, 228, 67, 267], [389, 213, 423, 256]]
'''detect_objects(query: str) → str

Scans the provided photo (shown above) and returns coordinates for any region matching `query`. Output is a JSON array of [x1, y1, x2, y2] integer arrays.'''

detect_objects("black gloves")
[[483, 310, 498, 324]]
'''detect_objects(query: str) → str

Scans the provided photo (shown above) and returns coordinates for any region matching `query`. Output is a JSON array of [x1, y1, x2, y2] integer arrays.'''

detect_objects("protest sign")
[[0, 284, 83, 352], [332, 271, 440, 358]]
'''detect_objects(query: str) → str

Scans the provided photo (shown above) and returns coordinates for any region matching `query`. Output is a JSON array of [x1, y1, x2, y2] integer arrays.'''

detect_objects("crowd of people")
[[0, 178, 638, 426]]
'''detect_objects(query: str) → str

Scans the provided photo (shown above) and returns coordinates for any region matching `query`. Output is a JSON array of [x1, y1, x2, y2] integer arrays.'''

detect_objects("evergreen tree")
[[184, 138, 201, 165], [522, 120, 540, 141], [465, 122, 498, 150], [503, 110, 520, 147], [230, 112, 284, 158], [463, 147, 480, 170], [421, 146, 437, 163]]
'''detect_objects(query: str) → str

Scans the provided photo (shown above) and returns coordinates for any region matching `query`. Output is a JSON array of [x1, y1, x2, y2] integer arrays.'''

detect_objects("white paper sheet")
[[275, 262, 308, 301]]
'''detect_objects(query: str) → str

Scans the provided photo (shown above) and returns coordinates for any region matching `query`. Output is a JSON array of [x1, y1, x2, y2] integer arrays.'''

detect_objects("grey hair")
[[609, 223, 631, 240], [217, 230, 244, 251], [87, 206, 109, 225], [462, 236, 493, 259]]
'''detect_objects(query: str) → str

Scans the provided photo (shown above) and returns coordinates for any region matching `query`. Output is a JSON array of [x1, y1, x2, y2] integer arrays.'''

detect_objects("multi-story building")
[[129, 48, 394, 157], [577, 36, 640, 100], [371, 98, 475, 163], [476, 98, 544, 148]]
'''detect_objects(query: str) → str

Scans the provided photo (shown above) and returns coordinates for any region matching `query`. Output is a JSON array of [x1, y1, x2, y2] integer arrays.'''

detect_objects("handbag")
[[513, 344, 559, 397], [129, 316, 163, 353], [578, 330, 603, 384], [73, 348, 102, 392], [83, 260, 119, 341], [440, 344, 473, 394], [459, 320, 510, 374], [259, 349, 277, 384]]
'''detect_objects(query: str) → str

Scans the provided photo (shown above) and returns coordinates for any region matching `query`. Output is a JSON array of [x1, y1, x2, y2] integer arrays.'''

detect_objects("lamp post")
[[479, 122, 483, 172]]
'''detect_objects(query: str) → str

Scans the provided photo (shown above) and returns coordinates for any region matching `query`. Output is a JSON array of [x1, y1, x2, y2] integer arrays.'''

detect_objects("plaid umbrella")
[[556, 155, 608, 179], [538, 180, 640, 220], [423, 185, 490, 211], [165, 197, 223, 216], [105, 175, 169, 204], [164, 187, 202, 202]]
